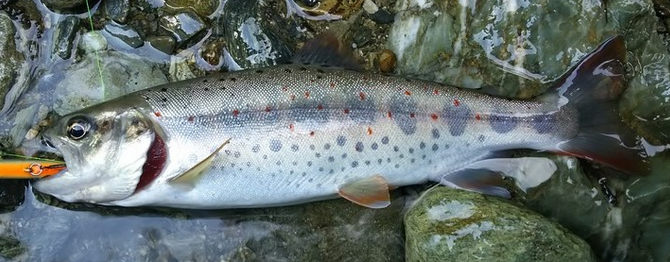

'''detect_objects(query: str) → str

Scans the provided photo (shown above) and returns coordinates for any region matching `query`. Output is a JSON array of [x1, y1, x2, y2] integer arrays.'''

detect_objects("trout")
[[35, 34, 648, 209]]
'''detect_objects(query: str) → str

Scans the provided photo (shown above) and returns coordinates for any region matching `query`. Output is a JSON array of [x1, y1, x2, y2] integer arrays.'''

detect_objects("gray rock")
[[40, 0, 98, 13], [103, 0, 130, 24], [52, 16, 80, 59], [216, 0, 302, 69], [52, 51, 168, 115], [146, 35, 177, 54], [406, 186, 596, 262], [164, 0, 221, 17], [102, 21, 144, 48], [159, 10, 207, 48], [79, 31, 108, 53], [0, 12, 26, 116]]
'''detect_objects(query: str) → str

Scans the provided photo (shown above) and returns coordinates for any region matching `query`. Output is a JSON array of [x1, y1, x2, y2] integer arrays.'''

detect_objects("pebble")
[[378, 49, 396, 73]]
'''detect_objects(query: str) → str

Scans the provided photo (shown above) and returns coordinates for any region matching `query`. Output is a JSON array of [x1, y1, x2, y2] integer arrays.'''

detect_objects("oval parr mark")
[[390, 95, 418, 135], [489, 114, 519, 134], [532, 114, 556, 134], [442, 103, 471, 136]]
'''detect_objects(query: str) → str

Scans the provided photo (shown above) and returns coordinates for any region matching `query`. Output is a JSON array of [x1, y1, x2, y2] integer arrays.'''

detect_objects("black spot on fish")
[[393, 146, 399, 152], [316, 75, 322, 80], [328, 156, 335, 162], [234, 151, 240, 158], [342, 153, 347, 159], [284, 68, 292, 73], [263, 155, 268, 159], [269, 140, 282, 152], [432, 128, 440, 139], [303, 172, 308, 177], [387, 158, 391, 163], [292, 161, 298, 166], [291, 144, 299, 152], [422, 154, 427, 159], [317, 68, 325, 73], [378, 159, 383, 164], [355, 142, 364, 152], [442, 104, 471, 136], [202, 79, 208, 83], [307, 161, 312, 167], [255, 70, 263, 74], [365, 160, 371, 165], [329, 169, 334, 174], [371, 143, 378, 150], [395, 164, 400, 168], [324, 143, 331, 150], [276, 161, 281, 166], [162, 98, 167, 102], [315, 153, 321, 158], [161, 88, 167, 92], [490, 114, 518, 133], [432, 144, 439, 151], [319, 167, 324, 172], [409, 148, 414, 154], [351, 161, 359, 167], [219, 78, 225, 81], [204, 87, 209, 91], [419, 142, 426, 150], [230, 77, 237, 82], [411, 158, 415, 163], [310, 145, 316, 150], [445, 144, 450, 149], [252, 145, 260, 153], [300, 67, 307, 71], [399, 154, 404, 159], [381, 136, 389, 144], [337, 136, 347, 146], [478, 135, 486, 142], [390, 95, 418, 135]]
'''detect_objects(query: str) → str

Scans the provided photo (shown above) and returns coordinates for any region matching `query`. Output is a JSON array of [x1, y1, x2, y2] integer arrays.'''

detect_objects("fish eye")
[[67, 119, 91, 140], [302, 0, 319, 7]]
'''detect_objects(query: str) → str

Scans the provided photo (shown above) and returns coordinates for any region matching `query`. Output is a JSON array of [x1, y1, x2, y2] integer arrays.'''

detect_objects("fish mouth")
[[134, 133, 167, 193]]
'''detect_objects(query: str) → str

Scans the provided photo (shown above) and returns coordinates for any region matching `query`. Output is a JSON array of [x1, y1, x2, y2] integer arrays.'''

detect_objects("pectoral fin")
[[169, 139, 231, 187], [338, 175, 390, 209]]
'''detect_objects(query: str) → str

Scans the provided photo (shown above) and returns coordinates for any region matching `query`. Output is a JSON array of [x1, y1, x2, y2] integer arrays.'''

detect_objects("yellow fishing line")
[[0, 153, 64, 163], [84, 0, 105, 93]]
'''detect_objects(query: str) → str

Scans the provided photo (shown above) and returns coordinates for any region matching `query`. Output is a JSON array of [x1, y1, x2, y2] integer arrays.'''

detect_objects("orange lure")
[[0, 160, 66, 179]]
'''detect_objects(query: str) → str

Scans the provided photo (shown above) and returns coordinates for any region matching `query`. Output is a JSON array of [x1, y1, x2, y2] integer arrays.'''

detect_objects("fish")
[[34, 33, 649, 209]]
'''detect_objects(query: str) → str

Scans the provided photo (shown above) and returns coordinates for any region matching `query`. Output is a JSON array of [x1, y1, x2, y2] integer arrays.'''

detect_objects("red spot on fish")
[[359, 92, 366, 100], [317, 104, 324, 110], [233, 110, 240, 117], [330, 82, 335, 88], [344, 109, 350, 114], [187, 116, 195, 123], [475, 114, 481, 120], [305, 91, 310, 98], [154, 111, 162, 117], [265, 106, 272, 112], [453, 99, 460, 107], [289, 123, 295, 132], [309, 131, 315, 136], [405, 90, 412, 96], [387, 111, 392, 118], [433, 89, 439, 95], [367, 127, 373, 135], [431, 113, 438, 120], [410, 113, 415, 118]]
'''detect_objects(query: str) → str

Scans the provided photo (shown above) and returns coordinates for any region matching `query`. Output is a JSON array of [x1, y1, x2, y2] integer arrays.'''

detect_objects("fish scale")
[[34, 35, 649, 208]]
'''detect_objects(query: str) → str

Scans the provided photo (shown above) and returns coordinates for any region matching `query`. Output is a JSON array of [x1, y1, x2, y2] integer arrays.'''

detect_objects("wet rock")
[[102, 21, 144, 48], [216, 0, 302, 69], [406, 186, 596, 262], [159, 10, 207, 48], [388, 0, 620, 98], [40, 0, 98, 13], [352, 26, 373, 48], [52, 51, 168, 115], [147, 35, 177, 54], [378, 49, 396, 73], [103, 0, 130, 24], [286, 0, 364, 20], [52, 16, 80, 59], [0, 12, 26, 115], [164, 0, 220, 17], [79, 31, 108, 53], [370, 9, 394, 24]]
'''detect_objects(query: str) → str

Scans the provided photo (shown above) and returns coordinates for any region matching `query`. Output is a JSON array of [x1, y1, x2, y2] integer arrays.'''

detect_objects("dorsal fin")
[[291, 32, 363, 71]]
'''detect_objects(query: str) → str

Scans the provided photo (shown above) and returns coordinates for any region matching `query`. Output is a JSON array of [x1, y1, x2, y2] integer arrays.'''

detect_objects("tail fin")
[[553, 35, 650, 175]]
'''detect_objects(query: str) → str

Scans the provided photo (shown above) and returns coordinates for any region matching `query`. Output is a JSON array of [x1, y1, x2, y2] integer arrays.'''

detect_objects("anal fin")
[[338, 175, 390, 209], [441, 157, 558, 198], [169, 139, 231, 187]]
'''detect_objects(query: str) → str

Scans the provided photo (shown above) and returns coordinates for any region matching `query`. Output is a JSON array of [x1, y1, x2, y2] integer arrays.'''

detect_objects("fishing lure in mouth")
[[0, 155, 65, 179]]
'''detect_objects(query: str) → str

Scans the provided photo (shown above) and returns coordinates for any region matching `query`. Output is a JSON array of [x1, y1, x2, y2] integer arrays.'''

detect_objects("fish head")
[[34, 103, 159, 204]]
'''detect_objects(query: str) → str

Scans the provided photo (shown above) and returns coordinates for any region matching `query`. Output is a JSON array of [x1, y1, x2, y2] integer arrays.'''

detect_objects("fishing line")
[[1, 153, 64, 163], [84, 0, 105, 92]]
